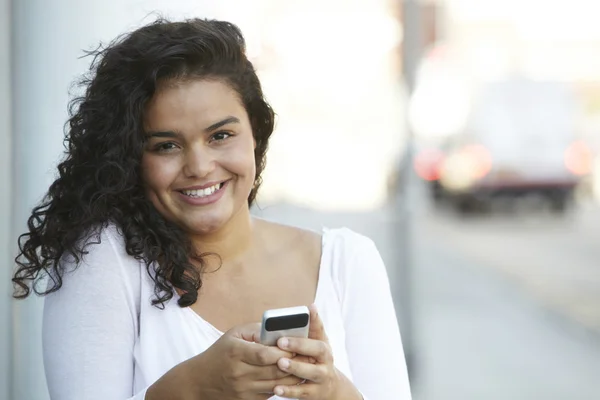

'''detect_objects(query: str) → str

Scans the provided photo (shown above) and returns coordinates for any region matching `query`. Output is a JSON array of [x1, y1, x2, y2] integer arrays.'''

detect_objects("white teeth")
[[182, 183, 221, 198]]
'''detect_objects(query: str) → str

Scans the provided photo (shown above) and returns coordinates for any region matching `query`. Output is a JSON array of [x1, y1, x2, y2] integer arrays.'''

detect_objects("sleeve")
[[337, 231, 412, 400], [42, 226, 149, 400]]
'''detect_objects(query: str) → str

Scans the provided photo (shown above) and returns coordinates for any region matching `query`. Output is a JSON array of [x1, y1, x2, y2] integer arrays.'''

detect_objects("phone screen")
[[265, 313, 309, 332]]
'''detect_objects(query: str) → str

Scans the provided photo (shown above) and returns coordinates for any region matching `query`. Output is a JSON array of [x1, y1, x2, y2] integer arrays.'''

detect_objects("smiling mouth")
[[179, 182, 225, 198]]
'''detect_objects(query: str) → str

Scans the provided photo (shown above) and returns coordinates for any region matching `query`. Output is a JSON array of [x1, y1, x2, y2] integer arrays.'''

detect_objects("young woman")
[[13, 18, 411, 400]]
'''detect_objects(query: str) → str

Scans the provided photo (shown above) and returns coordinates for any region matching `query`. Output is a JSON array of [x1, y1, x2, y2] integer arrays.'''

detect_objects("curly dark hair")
[[12, 17, 275, 308]]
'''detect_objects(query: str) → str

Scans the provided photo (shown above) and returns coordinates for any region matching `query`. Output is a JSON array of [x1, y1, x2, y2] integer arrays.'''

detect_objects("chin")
[[184, 215, 228, 235], [156, 190, 251, 235]]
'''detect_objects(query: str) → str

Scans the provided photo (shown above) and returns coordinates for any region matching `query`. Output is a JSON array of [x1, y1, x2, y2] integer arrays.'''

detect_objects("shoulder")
[[321, 227, 388, 298], [254, 217, 322, 259], [61, 222, 141, 283], [48, 222, 143, 318], [69, 223, 127, 261], [322, 227, 379, 259]]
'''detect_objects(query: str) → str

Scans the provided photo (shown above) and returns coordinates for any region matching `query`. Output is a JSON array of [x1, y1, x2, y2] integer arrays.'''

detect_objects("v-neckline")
[[174, 228, 329, 336]]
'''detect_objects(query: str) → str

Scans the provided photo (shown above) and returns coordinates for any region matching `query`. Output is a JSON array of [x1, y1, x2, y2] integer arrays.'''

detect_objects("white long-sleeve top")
[[42, 224, 411, 400]]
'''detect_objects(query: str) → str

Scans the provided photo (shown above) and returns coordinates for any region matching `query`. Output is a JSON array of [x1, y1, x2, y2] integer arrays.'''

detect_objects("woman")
[[12, 17, 411, 400]]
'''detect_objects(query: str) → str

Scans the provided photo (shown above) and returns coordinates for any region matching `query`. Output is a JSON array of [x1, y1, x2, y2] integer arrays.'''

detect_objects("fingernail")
[[274, 387, 284, 396], [279, 338, 289, 349], [280, 358, 290, 369]]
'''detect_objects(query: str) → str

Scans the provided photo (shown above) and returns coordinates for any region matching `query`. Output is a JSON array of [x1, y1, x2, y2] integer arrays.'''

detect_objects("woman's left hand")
[[272, 304, 363, 400]]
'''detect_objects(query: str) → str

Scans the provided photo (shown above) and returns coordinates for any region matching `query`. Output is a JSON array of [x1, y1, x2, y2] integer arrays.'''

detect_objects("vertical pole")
[[397, 0, 423, 380]]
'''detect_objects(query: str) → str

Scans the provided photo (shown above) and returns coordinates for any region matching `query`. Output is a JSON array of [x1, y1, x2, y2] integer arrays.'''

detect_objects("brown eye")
[[211, 131, 232, 142], [154, 142, 179, 152]]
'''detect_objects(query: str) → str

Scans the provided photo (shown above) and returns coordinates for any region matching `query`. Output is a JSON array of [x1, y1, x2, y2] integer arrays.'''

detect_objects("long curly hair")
[[12, 17, 275, 308]]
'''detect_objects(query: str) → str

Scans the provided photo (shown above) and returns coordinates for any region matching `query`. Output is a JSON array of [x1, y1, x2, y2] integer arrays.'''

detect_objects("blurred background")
[[1, 0, 600, 399]]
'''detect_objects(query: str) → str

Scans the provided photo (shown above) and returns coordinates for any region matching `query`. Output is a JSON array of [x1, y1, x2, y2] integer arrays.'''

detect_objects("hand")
[[272, 305, 363, 400], [190, 322, 304, 400]]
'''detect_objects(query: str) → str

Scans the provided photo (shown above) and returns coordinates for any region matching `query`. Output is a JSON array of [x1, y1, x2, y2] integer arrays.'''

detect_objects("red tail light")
[[414, 148, 445, 181], [564, 140, 593, 176]]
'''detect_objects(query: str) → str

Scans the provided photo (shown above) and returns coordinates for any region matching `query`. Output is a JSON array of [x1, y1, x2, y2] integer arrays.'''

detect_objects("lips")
[[175, 180, 229, 206], [180, 182, 224, 198]]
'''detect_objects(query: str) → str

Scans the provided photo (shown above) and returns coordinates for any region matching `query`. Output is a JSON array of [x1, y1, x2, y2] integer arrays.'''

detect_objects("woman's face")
[[141, 79, 256, 235]]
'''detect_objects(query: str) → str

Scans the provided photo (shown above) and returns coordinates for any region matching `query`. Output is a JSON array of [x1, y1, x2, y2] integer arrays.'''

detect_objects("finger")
[[277, 337, 333, 364], [229, 322, 262, 343], [272, 374, 306, 386], [247, 364, 292, 381], [254, 377, 305, 399], [273, 382, 316, 399], [292, 354, 317, 365], [240, 341, 295, 366], [277, 357, 326, 383], [249, 375, 302, 394], [308, 304, 328, 343]]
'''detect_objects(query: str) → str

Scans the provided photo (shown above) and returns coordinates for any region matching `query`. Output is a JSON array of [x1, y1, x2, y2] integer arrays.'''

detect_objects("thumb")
[[308, 304, 329, 343], [228, 322, 262, 343]]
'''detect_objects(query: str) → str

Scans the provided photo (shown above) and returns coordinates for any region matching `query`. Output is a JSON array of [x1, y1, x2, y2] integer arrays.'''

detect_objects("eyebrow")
[[145, 130, 182, 139], [145, 116, 241, 139], [205, 116, 240, 132]]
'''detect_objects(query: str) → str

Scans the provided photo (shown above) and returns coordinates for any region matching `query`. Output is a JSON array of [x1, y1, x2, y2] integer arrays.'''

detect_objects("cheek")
[[240, 147, 257, 182], [222, 140, 257, 179], [141, 155, 180, 190]]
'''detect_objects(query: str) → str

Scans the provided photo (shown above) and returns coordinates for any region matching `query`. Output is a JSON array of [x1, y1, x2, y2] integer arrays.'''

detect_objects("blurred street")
[[253, 180, 600, 400], [4, 1, 600, 399]]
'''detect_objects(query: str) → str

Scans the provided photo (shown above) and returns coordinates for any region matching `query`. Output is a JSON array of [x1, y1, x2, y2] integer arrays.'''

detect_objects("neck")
[[189, 206, 254, 267]]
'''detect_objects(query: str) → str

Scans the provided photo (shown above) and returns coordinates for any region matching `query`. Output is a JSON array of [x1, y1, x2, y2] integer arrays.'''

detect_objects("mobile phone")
[[260, 305, 310, 346]]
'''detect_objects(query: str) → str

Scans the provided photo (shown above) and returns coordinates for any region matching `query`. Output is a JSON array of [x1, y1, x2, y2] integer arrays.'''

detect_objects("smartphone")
[[260, 305, 310, 346]]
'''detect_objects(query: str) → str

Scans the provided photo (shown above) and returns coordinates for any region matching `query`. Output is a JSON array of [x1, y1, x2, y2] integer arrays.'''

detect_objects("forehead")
[[144, 79, 247, 129]]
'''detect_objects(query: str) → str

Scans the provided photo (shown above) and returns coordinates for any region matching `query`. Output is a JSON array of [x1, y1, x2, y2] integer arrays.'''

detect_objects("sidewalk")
[[421, 201, 600, 338]]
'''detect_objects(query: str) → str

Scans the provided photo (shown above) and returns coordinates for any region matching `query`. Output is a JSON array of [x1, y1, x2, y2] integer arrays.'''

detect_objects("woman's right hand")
[[188, 322, 304, 399]]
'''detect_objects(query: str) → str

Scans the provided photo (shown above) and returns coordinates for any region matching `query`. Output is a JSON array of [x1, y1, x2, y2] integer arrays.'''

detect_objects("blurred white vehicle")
[[415, 77, 594, 213]]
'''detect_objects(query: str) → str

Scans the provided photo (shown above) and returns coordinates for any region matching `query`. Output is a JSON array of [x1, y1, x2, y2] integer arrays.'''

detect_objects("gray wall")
[[1, 0, 13, 399]]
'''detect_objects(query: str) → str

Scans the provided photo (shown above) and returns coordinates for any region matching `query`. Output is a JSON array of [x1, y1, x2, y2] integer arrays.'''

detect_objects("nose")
[[183, 144, 215, 178]]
